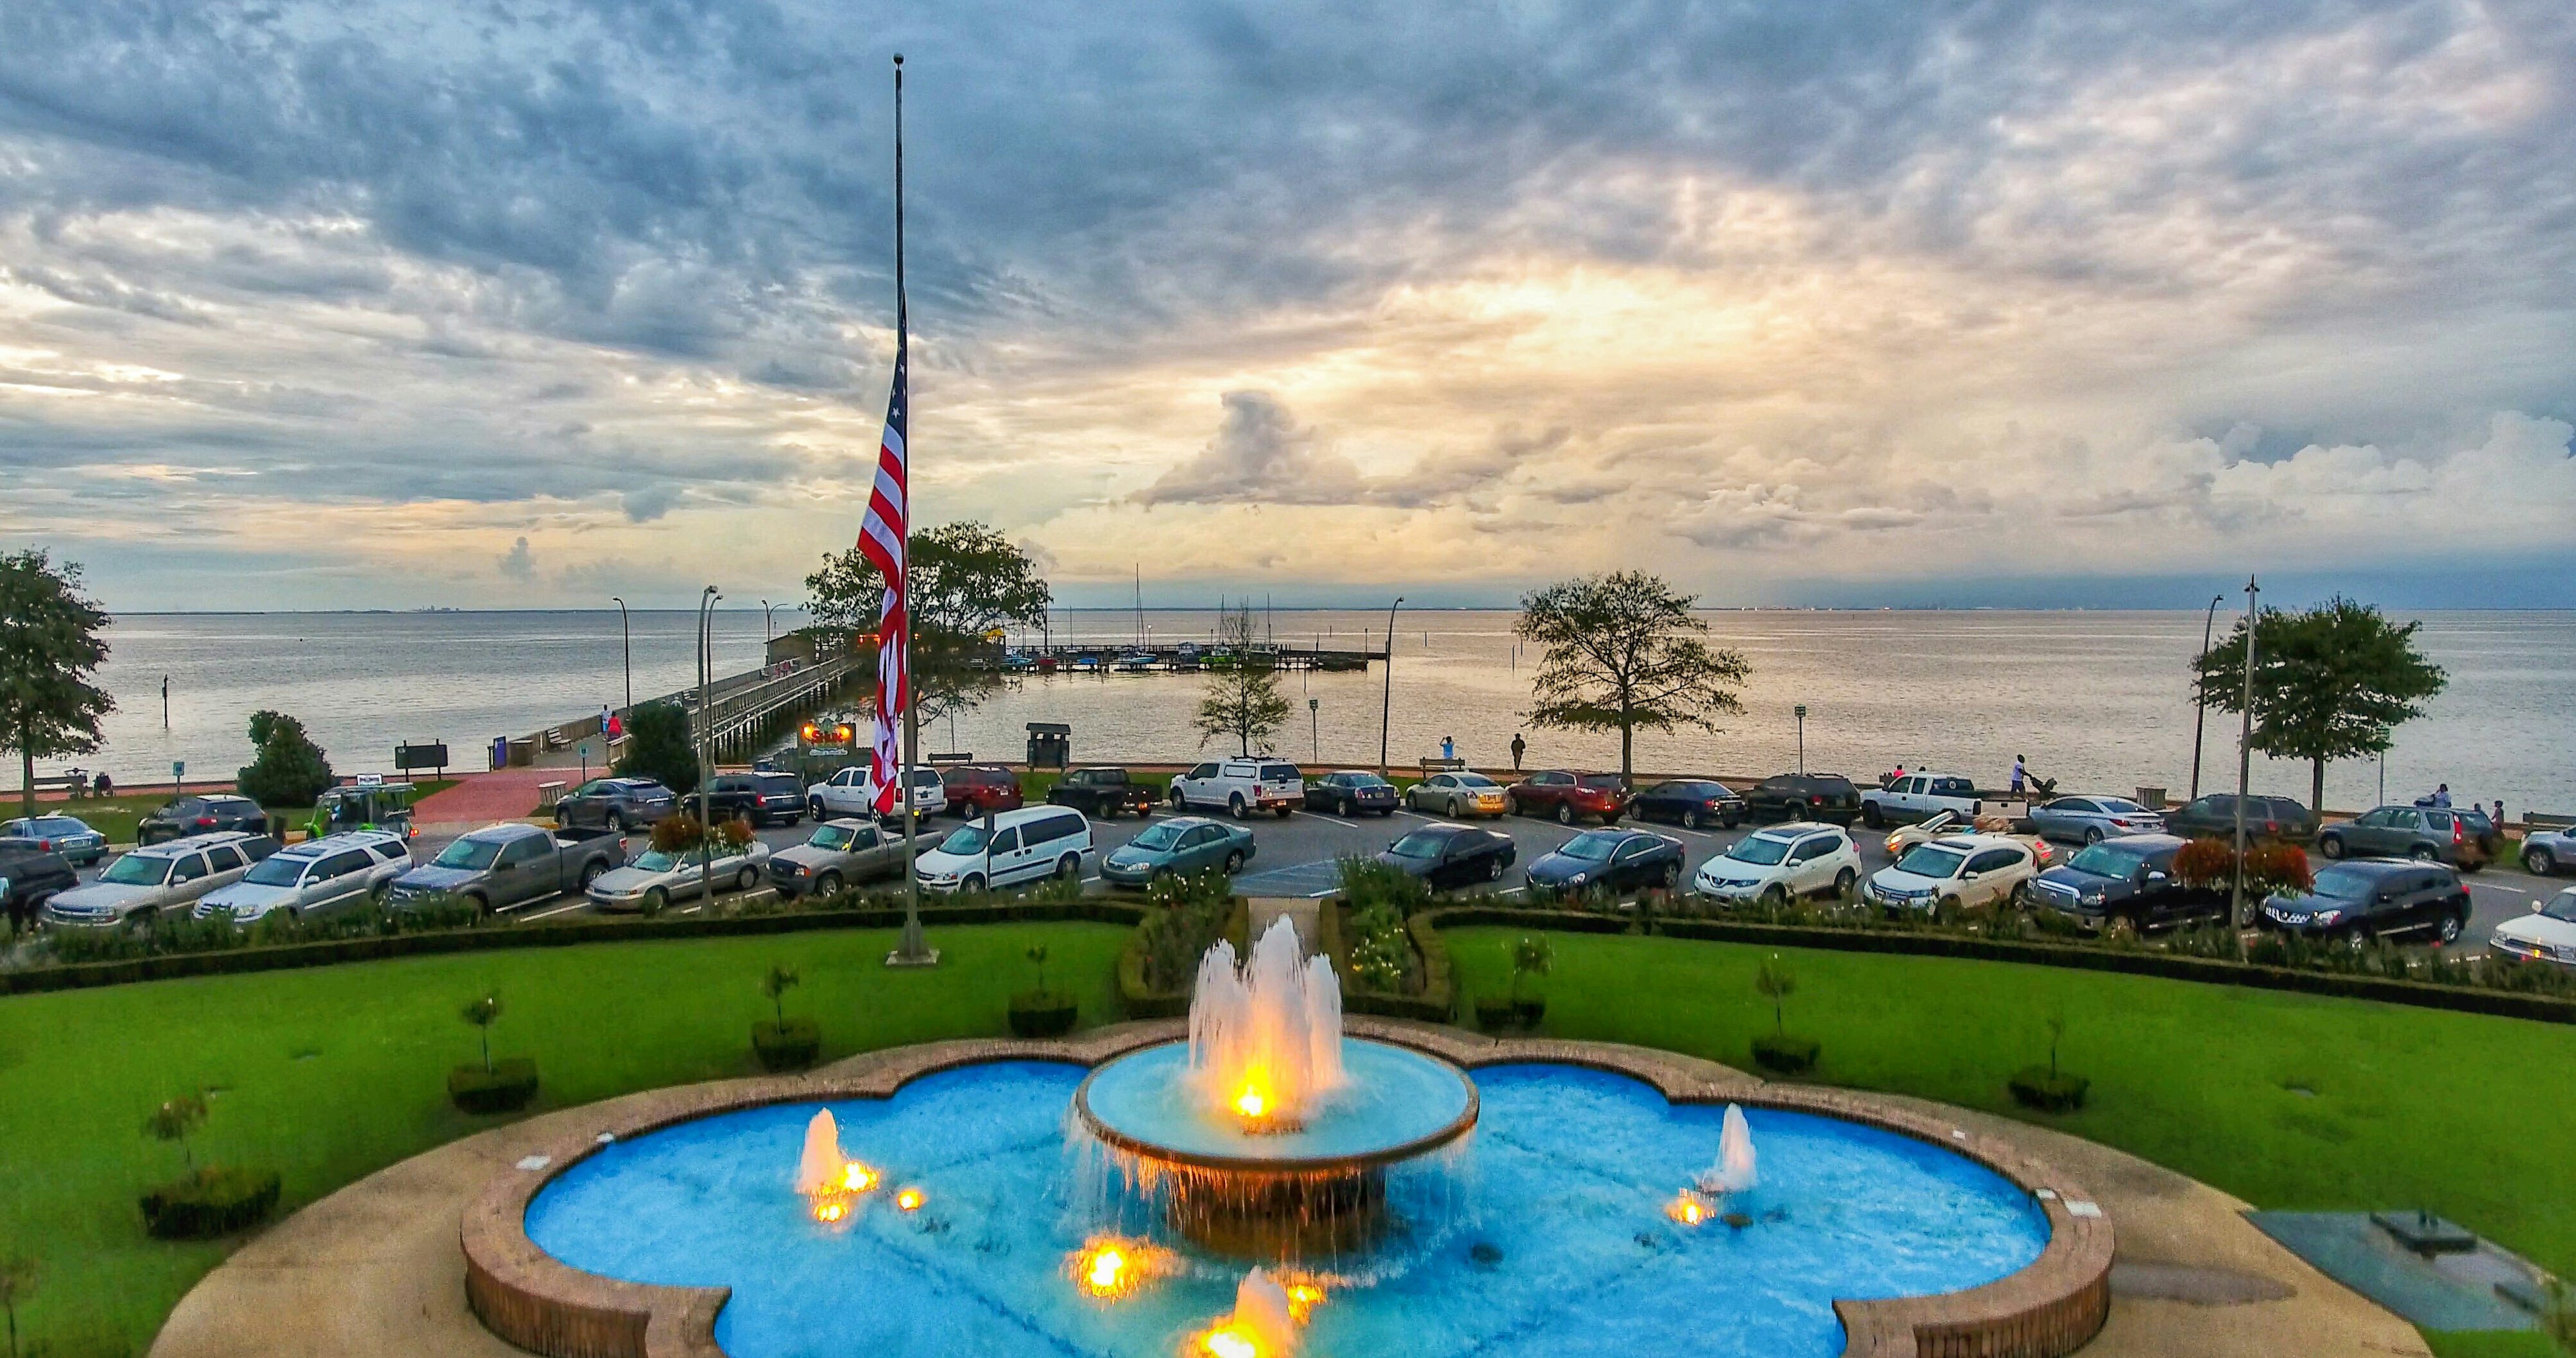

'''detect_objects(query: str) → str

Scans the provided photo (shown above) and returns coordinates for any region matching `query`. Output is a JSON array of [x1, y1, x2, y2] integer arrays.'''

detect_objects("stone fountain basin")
[[1075, 1038, 1477, 1171]]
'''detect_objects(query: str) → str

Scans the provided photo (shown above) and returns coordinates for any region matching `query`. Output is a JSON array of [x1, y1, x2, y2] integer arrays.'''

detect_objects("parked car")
[[1741, 774, 1863, 826], [2163, 793, 2315, 842], [555, 778, 680, 832], [2025, 795, 2165, 845], [2259, 860, 2472, 947], [386, 823, 629, 913], [2026, 834, 2220, 932], [2524, 826, 2576, 876], [193, 831, 411, 923], [941, 765, 1025, 818], [1627, 779, 1745, 830], [1859, 773, 1981, 829], [2489, 887, 2576, 968], [1304, 771, 1399, 817], [808, 766, 947, 822], [1375, 824, 1517, 889], [0, 815, 107, 866], [2316, 805, 2498, 870], [588, 838, 773, 913], [1505, 771, 1628, 826], [700, 772, 807, 828], [1526, 828, 1684, 894], [1693, 824, 1860, 905], [914, 805, 1093, 894], [767, 818, 906, 898], [136, 795, 271, 846], [1044, 767, 1159, 819], [1878, 810, 2056, 869], [1406, 771, 1509, 818], [1865, 834, 2041, 915], [1100, 816, 1255, 888], [1170, 758, 1303, 819], [39, 832, 279, 929], [0, 840, 78, 918]]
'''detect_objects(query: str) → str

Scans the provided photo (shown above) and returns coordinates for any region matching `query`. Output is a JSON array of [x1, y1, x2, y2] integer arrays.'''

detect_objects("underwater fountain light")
[[1067, 1235, 1181, 1301], [1665, 1192, 1712, 1227], [1192, 1268, 1299, 1357], [841, 1162, 880, 1193], [895, 1188, 924, 1212], [813, 1200, 847, 1224]]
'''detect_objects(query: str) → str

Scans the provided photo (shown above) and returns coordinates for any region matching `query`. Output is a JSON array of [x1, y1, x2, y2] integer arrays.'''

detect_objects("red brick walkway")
[[412, 770, 560, 829]]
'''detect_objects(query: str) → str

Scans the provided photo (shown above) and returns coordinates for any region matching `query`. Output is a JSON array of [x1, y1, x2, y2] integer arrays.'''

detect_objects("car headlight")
[[1566, 872, 1588, 887], [2311, 909, 2343, 925], [2081, 890, 2107, 904], [791, 864, 810, 875]]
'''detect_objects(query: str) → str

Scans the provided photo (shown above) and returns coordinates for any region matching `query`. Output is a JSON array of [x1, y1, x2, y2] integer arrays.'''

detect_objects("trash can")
[[1026, 722, 1070, 769], [2136, 786, 2167, 811]]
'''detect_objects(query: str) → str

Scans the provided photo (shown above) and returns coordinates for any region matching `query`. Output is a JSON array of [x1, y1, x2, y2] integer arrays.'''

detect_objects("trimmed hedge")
[[1751, 1032, 1821, 1075], [140, 1166, 282, 1239], [2009, 1066, 2091, 1113], [1117, 897, 1246, 1019], [448, 1058, 540, 1114], [753, 1017, 822, 1071], [1008, 990, 1080, 1037]]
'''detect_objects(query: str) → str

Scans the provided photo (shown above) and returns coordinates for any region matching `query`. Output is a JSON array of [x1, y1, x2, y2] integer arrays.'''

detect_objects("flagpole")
[[888, 51, 935, 968]]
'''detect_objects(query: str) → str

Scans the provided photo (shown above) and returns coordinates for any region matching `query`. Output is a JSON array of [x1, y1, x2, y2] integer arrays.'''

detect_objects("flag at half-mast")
[[857, 328, 909, 815]]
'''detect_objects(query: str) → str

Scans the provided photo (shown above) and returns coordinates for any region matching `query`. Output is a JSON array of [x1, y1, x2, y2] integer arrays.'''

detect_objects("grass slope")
[[1447, 927, 2576, 1282], [0, 921, 1126, 1356]]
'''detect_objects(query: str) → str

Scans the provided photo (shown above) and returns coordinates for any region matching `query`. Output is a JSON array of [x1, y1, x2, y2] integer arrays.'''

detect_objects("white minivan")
[[914, 806, 1093, 894]]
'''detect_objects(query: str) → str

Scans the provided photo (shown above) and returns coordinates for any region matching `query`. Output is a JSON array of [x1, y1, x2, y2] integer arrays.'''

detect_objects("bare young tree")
[[1515, 571, 1750, 788], [1191, 605, 1292, 756]]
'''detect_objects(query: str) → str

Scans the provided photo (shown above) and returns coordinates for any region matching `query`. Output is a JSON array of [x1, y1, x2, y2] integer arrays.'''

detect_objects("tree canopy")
[[804, 521, 1051, 728], [613, 699, 699, 795], [2192, 597, 2446, 813], [0, 551, 115, 816], [1514, 571, 1750, 787], [236, 710, 335, 807], [1191, 605, 1292, 756]]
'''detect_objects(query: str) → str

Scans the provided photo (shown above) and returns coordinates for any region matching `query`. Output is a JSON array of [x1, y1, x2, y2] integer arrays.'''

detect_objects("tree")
[[0, 551, 115, 818], [1753, 954, 1796, 1035], [614, 699, 699, 796], [804, 521, 1052, 730], [760, 964, 801, 1027], [144, 1092, 209, 1170], [1515, 572, 1750, 789], [2192, 598, 2447, 813], [461, 992, 502, 1074], [0, 1251, 32, 1358], [1509, 934, 1552, 1002], [236, 710, 334, 807], [1191, 605, 1292, 756]]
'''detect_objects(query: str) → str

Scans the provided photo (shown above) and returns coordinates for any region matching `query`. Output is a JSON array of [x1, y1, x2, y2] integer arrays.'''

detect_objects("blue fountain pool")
[[527, 1062, 2047, 1358]]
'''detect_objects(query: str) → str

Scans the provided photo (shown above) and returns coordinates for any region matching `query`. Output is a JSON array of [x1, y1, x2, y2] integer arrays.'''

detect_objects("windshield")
[[242, 856, 307, 887], [1896, 846, 1968, 878], [2069, 843, 2155, 879], [808, 826, 855, 850], [635, 851, 680, 873], [101, 855, 170, 886], [936, 827, 991, 856], [1556, 832, 1622, 862], [2542, 891, 2576, 923], [1454, 774, 1497, 788], [1130, 824, 1185, 851], [1389, 832, 1446, 860], [2309, 866, 2379, 899], [1726, 836, 1792, 866], [435, 838, 506, 870]]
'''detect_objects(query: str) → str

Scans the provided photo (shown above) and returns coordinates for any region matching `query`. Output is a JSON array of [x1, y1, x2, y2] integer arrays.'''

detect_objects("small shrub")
[[1338, 856, 1433, 916], [1347, 901, 1412, 993], [2174, 836, 2311, 898], [2009, 1067, 2091, 1112], [1507, 934, 1552, 1023], [1136, 870, 1233, 992], [138, 1166, 282, 1239], [650, 814, 705, 856], [1006, 990, 1079, 1037], [1473, 995, 1521, 1032], [143, 1092, 208, 1170], [448, 1058, 541, 1114], [1750, 1031, 1820, 1074], [753, 1017, 822, 1070]]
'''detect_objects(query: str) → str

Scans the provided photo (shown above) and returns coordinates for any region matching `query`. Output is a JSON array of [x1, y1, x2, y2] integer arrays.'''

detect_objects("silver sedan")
[[2027, 795, 2166, 845], [588, 840, 771, 913]]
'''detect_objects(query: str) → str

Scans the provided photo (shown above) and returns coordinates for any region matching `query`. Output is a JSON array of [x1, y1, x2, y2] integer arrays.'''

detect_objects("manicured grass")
[[1448, 927, 2576, 1281], [0, 921, 1127, 1357], [6, 781, 455, 847], [2424, 1332, 2564, 1358]]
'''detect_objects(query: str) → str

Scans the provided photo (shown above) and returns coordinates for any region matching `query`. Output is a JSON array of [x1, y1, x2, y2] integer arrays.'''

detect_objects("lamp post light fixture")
[[2188, 593, 2224, 802], [1308, 697, 1320, 762], [697, 585, 721, 911], [762, 599, 775, 645], [610, 596, 633, 714], [1377, 596, 1404, 775], [1794, 704, 1808, 775], [2231, 575, 2259, 927]]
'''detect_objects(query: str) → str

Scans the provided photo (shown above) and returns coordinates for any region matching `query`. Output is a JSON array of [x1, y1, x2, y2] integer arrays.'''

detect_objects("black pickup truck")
[[2025, 834, 2224, 931], [1044, 767, 1157, 819]]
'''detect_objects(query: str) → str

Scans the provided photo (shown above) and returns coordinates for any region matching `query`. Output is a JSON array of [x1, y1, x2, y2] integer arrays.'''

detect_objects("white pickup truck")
[[1169, 758, 1303, 819], [1860, 772, 1983, 828], [807, 766, 948, 822]]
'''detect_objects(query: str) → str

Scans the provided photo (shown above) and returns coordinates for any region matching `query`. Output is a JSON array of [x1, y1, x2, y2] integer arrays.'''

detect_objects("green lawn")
[[0, 921, 1128, 1357], [1448, 927, 2576, 1285], [7, 781, 455, 846]]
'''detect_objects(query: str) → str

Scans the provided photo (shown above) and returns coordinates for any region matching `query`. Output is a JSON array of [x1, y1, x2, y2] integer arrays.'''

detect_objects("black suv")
[[2259, 860, 2473, 947], [700, 773, 806, 828], [2164, 794, 2316, 843], [1743, 774, 1862, 826], [0, 839, 79, 925], [2027, 834, 2222, 932], [555, 778, 680, 832], [136, 795, 271, 846]]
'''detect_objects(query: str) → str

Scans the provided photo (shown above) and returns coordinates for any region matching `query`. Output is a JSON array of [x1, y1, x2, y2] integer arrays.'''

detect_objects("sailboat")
[[1114, 565, 1157, 671]]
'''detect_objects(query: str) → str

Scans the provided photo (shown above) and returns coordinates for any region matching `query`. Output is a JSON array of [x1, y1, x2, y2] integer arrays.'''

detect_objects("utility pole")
[[610, 596, 632, 714], [762, 599, 775, 646], [1377, 596, 1403, 775], [2231, 575, 2259, 928], [2188, 593, 2222, 801], [1794, 705, 1808, 775], [1308, 697, 1320, 762], [698, 585, 720, 911]]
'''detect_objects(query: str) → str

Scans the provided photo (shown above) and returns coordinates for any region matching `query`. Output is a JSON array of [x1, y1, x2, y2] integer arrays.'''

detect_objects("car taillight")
[[194, 817, 216, 828], [1810, 796, 1824, 807], [2453, 821, 2465, 846]]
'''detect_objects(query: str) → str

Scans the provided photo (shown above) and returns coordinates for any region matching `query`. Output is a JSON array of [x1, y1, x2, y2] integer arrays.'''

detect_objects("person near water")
[[2010, 756, 2027, 795], [1441, 735, 1456, 762], [2431, 783, 2451, 808], [1888, 763, 1907, 787], [93, 771, 113, 797], [1510, 733, 1526, 771]]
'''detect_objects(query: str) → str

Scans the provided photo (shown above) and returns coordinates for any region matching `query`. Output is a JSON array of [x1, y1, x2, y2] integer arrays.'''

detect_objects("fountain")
[[1074, 916, 1479, 1257], [1696, 1103, 1760, 1196], [1195, 1267, 1301, 1358]]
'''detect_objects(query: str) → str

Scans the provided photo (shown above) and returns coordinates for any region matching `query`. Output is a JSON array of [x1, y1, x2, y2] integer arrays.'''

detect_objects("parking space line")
[[518, 898, 587, 921], [1304, 812, 1360, 828], [2469, 883, 2526, 895]]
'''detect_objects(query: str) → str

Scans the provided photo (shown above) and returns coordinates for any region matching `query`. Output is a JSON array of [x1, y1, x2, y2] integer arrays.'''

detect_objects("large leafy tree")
[[237, 710, 335, 807], [0, 551, 115, 817], [612, 700, 699, 796], [804, 522, 1051, 730], [1191, 605, 1292, 756], [1514, 571, 1750, 789], [2192, 596, 2447, 813]]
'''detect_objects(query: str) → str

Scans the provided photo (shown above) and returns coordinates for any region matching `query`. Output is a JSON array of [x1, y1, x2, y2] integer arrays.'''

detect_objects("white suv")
[[1692, 823, 1860, 905], [807, 766, 947, 822], [1860, 773, 1982, 829], [914, 806, 1093, 894], [1170, 758, 1303, 819], [193, 831, 412, 923], [1865, 834, 2039, 914]]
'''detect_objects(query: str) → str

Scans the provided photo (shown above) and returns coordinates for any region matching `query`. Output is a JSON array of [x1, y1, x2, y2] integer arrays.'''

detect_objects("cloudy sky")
[[3, 0, 2572, 611]]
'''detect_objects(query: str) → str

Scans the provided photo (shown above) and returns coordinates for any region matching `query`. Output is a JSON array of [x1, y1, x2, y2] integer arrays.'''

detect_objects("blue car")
[[1, 814, 108, 866], [1099, 816, 1255, 888], [1525, 828, 1685, 894]]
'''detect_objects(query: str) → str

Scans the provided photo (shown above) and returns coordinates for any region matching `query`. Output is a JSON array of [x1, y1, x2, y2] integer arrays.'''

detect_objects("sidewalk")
[[411, 770, 562, 831]]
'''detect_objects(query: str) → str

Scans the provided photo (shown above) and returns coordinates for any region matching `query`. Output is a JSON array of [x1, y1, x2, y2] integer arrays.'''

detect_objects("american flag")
[[857, 331, 909, 816]]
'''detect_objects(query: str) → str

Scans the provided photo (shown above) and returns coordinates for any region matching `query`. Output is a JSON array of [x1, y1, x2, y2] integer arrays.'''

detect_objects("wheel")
[[814, 871, 842, 897], [464, 893, 492, 916], [2341, 927, 2369, 952], [2528, 848, 2557, 874], [1169, 786, 1187, 809], [1555, 802, 1574, 826], [2084, 826, 2105, 846], [1761, 884, 1788, 908], [737, 866, 758, 892], [1223, 850, 1244, 873], [1448, 795, 1465, 817], [2009, 880, 2031, 908], [1936, 896, 1962, 921], [370, 881, 390, 905], [1861, 803, 1885, 830], [641, 888, 667, 915], [1485, 854, 1505, 881], [1275, 805, 1292, 819], [961, 874, 986, 893], [1725, 812, 1741, 829], [2317, 835, 2345, 859], [1338, 797, 1354, 817], [1505, 795, 1521, 817], [616, 812, 639, 834], [2437, 911, 2465, 944], [131, 906, 159, 927], [1602, 813, 1621, 826], [1662, 860, 1682, 889], [1833, 868, 1857, 897], [578, 860, 606, 891], [1229, 794, 1248, 820], [1055, 854, 1080, 881], [2409, 846, 2439, 864], [1683, 809, 1703, 830]]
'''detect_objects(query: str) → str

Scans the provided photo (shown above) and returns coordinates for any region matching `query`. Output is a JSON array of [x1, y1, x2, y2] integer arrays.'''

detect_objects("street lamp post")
[[762, 600, 775, 646], [1794, 704, 1808, 775], [2231, 575, 2259, 928], [1308, 697, 1320, 762], [2188, 593, 2223, 801], [1377, 596, 1404, 775], [697, 585, 721, 910], [610, 597, 632, 714]]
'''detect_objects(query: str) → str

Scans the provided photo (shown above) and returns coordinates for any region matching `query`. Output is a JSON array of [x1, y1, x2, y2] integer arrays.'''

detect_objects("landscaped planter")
[[140, 1166, 282, 1239], [1751, 1032, 1821, 1075], [1008, 991, 1079, 1037], [1513, 996, 1547, 1027], [752, 1017, 822, 1071], [1473, 997, 1520, 1031], [2009, 1067, 2091, 1113], [449, 1058, 541, 1114]]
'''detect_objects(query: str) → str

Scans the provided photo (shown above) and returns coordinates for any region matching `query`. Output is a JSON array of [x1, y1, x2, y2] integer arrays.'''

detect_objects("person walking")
[[1510, 733, 1526, 771], [2010, 755, 2027, 797]]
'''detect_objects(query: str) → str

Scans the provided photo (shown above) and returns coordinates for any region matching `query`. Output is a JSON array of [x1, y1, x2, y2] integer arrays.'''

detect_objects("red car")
[[941, 765, 1025, 817], [1505, 770, 1628, 826]]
